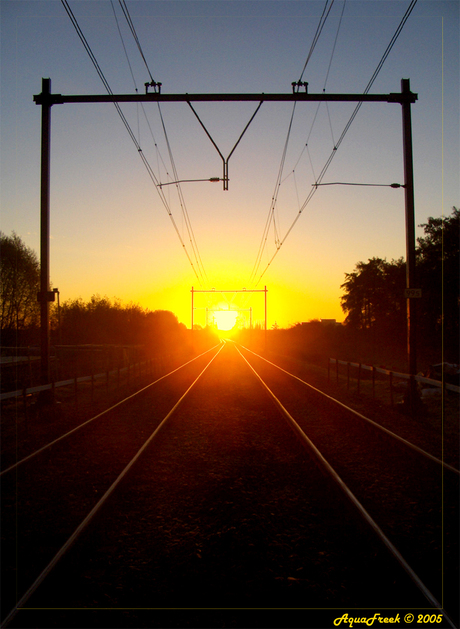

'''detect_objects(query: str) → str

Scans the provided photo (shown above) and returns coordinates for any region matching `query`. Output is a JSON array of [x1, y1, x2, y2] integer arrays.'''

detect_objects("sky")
[[1, 0, 458, 330]]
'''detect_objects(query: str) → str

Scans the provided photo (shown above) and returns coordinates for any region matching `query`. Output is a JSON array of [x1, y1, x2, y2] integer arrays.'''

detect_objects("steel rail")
[[1, 343, 225, 629], [0, 342, 222, 478], [238, 344, 459, 476], [235, 346, 456, 628]]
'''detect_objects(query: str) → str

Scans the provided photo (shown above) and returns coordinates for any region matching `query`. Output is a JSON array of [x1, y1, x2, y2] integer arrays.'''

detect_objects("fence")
[[328, 358, 460, 406], [0, 344, 172, 404]]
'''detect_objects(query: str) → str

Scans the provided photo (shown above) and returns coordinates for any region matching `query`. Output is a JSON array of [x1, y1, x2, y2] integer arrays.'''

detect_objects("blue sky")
[[1, 0, 458, 328]]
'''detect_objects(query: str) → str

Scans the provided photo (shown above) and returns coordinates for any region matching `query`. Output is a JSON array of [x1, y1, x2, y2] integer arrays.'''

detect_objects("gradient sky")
[[1, 0, 458, 329]]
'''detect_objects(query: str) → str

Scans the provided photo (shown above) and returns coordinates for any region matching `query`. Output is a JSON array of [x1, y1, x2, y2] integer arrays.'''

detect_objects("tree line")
[[0, 232, 188, 350], [56, 296, 188, 351], [242, 208, 458, 369], [339, 207, 459, 363], [1, 207, 458, 366]]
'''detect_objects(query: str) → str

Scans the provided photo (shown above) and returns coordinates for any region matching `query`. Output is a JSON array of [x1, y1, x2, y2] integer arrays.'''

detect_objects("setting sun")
[[213, 310, 239, 331]]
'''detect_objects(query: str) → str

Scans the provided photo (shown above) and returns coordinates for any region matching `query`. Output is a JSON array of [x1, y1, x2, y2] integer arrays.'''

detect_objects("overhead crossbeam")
[[34, 80, 418, 400], [34, 91, 416, 105]]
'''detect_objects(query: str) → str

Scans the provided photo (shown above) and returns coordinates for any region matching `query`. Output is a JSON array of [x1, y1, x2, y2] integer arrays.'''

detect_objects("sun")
[[213, 309, 238, 331]]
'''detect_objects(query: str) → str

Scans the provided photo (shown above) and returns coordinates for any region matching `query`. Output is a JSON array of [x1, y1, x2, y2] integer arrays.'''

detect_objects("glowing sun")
[[213, 310, 238, 331]]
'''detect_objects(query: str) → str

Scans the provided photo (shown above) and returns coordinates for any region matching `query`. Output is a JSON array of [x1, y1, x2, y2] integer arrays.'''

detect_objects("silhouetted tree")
[[340, 257, 405, 334], [340, 208, 459, 363], [416, 207, 459, 353], [0, 232, 40, 339], [59, 297, 88, 345], [59, 296, 187, 351], [149, 310, 188, 351]]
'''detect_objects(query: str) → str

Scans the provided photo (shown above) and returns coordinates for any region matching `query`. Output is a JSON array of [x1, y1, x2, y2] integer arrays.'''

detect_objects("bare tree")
[[0, 232, 40, 334]]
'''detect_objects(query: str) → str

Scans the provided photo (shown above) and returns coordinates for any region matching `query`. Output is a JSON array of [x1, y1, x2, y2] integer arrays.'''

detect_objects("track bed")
[[2, 343, 457, 628]]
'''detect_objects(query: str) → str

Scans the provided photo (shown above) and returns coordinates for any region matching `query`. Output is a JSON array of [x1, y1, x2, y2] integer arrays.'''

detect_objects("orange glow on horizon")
[[93, 273, 344, 332]]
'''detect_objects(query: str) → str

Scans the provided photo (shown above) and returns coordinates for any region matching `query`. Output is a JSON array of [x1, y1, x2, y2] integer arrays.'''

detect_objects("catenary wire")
[[111, 0, 137, 91], [248, 103, 297, 285], [298, 0, 336, 83], [118, 0, 156, 84], [111, 0, 173, 188], [252, 0, 418, 288], [323, 0, 347, 146], [111, 0, 143, 145], [61, 0, 205, 285], [157, 103, 209, 285], [115, 0, 209, 283], [249, 0, 342, 287], [250, 1, 342, 284]]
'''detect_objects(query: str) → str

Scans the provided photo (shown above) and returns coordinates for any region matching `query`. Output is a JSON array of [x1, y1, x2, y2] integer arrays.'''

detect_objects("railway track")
[[1, 341, 457, 628], [1, 344, 223, 625], [237, 344, 459, 619]]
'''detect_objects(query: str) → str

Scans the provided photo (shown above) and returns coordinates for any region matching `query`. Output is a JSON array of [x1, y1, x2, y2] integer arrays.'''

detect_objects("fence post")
[[28, 348, 32, 387], [23, 386, 28, 422], [91, 351, 94, 403]]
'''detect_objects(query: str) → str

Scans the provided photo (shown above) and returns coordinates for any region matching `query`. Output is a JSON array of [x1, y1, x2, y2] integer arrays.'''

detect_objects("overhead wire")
[[249, 0, 338, 286], [61, 0, 207, 286], [111, 0, 142, 144], [248, 104, 297, 284], [291, 0, 346, 183], [111, 1, 171, 184], [114, 0, 209, 285], [323, 0, 346, 87], [323, 0, 347, 146], [298, 0, 336, 84], [252, 0, 418, 288], [156, 104, 209, 285], [63, 0, 418, 303], [118, 0, 155, 84]]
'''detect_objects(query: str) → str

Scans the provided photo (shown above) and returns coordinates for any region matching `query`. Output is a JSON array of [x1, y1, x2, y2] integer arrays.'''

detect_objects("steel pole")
[[401, 79, 418, 411], [39, 78, 52, 385]]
